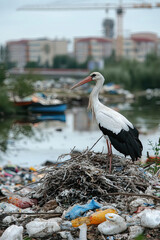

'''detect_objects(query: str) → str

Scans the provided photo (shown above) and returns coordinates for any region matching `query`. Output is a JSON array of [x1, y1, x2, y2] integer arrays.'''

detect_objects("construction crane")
[[18, 1, 160, 59]]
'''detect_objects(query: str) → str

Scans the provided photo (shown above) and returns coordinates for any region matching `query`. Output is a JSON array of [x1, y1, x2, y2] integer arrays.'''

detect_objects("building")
[[123, 32, 158, 61], [7, 38, 68, 68], [7, 40, 29, 68], [74, 37, 113, 64]]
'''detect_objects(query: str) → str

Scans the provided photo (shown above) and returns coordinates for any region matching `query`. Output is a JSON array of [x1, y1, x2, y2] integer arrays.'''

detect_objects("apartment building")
[[7, 38, 68, 68], [123, 33, 158, 61], [7, 40, 29, 68], [74, 37, 113, 64]]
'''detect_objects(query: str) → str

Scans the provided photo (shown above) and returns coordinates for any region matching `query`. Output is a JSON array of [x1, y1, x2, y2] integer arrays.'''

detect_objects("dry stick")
[[108, 192, 160, 201], [3, 212, 61, 216], [87, 135, 103, 152]]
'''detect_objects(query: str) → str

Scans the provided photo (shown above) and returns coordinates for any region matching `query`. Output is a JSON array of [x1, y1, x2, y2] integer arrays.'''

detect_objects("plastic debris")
[[139, 209, 160, 228], [98, 213, 127, 235], [71, 208, 117, 227], [128, 225, 144, 240], [129, 198, 154, 213], [79, 223, 87, 240], [26, 218, 61, 237], [0, 202, 21, 213], [0, 225, 23, 240], [2, 216, 17, 224], [8, 195, 37, 209], [65, 199, 101, 220]]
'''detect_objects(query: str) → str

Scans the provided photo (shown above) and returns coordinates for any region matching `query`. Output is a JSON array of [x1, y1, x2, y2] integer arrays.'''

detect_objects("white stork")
[[71, 72, 143, 172]]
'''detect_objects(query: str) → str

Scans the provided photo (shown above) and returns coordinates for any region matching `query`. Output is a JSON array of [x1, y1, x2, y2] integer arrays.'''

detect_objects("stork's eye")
[[91, 73, 96, 78]]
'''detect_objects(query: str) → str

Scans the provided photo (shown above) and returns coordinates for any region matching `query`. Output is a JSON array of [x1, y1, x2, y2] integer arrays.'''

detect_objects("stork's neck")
[[88, 78, 104, 114], [90, 78, 104, 104]]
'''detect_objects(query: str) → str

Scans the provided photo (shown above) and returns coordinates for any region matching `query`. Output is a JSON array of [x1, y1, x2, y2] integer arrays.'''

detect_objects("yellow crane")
[[18, 1, 160, 59]]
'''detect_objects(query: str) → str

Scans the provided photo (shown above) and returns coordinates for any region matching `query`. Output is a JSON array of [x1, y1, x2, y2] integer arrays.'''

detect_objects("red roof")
[[76, 37, 112, 43], [131, 36, 156, 42], [7, 40, 29, 45]]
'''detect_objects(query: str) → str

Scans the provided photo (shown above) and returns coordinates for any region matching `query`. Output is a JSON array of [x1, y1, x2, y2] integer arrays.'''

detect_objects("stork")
[[71, 72, 143, 172]]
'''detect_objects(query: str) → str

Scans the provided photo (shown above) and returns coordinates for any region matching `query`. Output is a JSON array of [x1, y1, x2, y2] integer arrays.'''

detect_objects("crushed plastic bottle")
[[0, 225, 23, 240], [8, 195, 37, 209], [71, 208, 117, 227], [98, 213, 127, 235]]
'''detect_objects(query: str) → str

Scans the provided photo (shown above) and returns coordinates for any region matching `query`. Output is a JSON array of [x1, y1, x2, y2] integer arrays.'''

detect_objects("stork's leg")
[[106, 139, 110, 170], [106, 139, 113, 173], [109, 143, 112, 174]]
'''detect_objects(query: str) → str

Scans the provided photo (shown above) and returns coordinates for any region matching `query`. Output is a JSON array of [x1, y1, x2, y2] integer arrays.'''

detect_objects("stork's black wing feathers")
[[99, 124, 143, 161]]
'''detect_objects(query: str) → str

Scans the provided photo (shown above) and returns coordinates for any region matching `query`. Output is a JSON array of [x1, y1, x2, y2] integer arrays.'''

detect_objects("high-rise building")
[[7, 38, 68, 68]]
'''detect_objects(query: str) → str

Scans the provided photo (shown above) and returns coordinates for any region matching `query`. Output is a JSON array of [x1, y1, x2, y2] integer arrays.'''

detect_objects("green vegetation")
[[11, 74, 35, 98], [53, 55, 88, 69], [101, 52, 160, 90], [0, 72, 42, 115], [0, 63, 6, 85]]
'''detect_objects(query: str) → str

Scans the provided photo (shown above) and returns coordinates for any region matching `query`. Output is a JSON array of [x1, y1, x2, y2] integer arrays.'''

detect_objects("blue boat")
[[28, 103, 67, 113], [36, 114, 66, 122]]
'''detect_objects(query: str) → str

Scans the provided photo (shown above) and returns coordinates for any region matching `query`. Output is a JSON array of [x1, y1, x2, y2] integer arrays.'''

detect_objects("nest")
[[33, 150, 156, 209]]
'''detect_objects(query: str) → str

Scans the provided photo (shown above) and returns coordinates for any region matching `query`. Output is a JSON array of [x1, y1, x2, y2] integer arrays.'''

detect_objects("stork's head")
[[71, 72, 104, 90]]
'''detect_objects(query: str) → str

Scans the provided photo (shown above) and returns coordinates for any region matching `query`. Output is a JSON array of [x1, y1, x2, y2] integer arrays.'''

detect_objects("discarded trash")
[[128, 225, 144, 240], [8, 195, 37, 209], [0, 225, 23, 240], [98, 213, 127, 235], [2, 215, 17, 224], [65, 199, 101, 220], [0, 202, 21, 213], [1, 150, 160, 239], [129, 198, 154, 213], [26, 218, 61, 237], [79, 223, 87, 240], [71, 208, 117, 227], [139, 209, 160, 228]]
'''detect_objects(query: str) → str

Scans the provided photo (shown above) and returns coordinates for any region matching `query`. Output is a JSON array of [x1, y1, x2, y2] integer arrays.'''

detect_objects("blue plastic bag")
[[65, 199, 101, 220]]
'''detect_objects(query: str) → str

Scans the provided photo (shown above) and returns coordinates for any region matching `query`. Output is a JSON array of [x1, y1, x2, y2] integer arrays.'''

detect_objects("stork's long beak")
[[71, 76, 92, 90]]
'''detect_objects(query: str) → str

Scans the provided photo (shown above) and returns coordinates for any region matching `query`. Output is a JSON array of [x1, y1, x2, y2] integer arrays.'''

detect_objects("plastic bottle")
[[71, 208, 117, 227]]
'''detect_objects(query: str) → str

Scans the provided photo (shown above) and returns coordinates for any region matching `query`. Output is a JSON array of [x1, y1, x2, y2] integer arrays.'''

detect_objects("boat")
[[11, 93, 67, 113], [28, 103, 67, 113]]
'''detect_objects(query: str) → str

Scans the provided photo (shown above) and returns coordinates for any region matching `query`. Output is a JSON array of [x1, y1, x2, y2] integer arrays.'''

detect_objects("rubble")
[[0, 150, 160, 239]]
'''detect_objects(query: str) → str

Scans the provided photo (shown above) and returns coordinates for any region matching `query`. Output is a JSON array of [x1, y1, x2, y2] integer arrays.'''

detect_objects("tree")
[[0, 63, 6, 85], [25, 61, 40, 68], [12, 74, 35, 98]]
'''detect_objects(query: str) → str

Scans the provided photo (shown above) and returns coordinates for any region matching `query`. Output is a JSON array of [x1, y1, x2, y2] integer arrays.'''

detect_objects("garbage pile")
[[0, 150, 160, 239]]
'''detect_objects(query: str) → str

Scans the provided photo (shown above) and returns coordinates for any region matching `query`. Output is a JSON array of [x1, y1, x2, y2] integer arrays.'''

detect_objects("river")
[[0, 96, 159, 167]]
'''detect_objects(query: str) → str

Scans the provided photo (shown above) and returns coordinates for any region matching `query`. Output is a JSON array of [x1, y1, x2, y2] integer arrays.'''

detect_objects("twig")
[[87, 135, 103, 152], [3, 212, 61, 216], [107, 192, 160, 201]]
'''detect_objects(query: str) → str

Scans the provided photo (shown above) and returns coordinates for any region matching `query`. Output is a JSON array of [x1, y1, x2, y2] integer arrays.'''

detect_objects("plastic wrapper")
[[26, 217, 61, 237], [128, 225, 144, 240], [0, 225, 23, 240], [98, 213, 127, 235], [8, 195, 37, 209], [65, 199, 101, 220], [0, 202, 21, 213], [139, 209, 160, 228]]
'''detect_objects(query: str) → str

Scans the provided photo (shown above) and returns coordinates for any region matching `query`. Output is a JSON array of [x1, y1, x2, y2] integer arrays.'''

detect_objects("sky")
[[1, 0, 160, 51]]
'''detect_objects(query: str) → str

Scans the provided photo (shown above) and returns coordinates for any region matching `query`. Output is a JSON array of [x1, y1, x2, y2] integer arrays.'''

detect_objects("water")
[[0, 96, 159, 167]]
